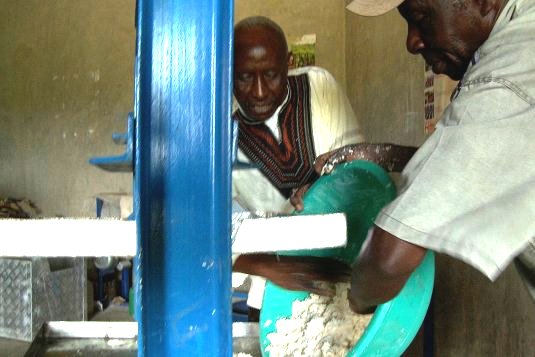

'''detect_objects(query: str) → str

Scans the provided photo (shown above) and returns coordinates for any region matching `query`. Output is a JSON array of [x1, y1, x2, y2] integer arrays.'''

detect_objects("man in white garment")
[[231, 16, 417, 317]]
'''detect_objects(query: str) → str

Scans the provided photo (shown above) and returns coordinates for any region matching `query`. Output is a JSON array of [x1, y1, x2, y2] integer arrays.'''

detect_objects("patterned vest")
[[234, 73, 317, 198]]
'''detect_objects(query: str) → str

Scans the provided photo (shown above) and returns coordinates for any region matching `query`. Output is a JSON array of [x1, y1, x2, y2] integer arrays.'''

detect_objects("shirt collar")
[[468, 0, 517, 67], [489, 0, 517, 37]]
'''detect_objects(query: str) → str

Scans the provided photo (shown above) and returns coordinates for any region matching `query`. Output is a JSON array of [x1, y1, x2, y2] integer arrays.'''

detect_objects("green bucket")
[[259, 160, 435, 357]]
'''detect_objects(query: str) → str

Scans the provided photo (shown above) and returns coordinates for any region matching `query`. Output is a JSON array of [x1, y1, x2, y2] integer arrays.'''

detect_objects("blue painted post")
[[134, 0, 234, 355]]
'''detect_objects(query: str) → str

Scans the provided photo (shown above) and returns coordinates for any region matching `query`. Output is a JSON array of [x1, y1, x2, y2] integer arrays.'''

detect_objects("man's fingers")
[[314, 152, 332, 174], [319, 146, 359, 175], [269, 273, 341, 297], [289, 193, 303, 211], [289, 184, 310, 211], [311, 268, 351, 283], [297, 278, 336, 297], [329, 272, 352, 283], [306, 257, 352, 277], [265, 257, 351, 296], [271, 278, 334, 297], [308, 285, 336, 297]]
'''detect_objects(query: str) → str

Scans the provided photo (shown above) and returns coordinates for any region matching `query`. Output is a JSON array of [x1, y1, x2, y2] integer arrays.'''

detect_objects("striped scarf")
[[235, 73, 317, 198]]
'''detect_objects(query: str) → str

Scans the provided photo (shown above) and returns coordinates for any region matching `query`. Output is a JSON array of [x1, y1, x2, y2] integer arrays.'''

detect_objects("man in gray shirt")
[[336, 0, 535, 312]]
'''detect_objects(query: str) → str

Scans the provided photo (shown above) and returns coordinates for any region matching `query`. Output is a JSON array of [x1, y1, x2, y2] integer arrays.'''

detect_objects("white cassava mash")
[[265, 283, 371, 357]]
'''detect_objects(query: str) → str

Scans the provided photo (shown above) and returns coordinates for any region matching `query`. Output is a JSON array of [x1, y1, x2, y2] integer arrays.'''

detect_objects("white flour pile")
[[265, 283, 372, 357]]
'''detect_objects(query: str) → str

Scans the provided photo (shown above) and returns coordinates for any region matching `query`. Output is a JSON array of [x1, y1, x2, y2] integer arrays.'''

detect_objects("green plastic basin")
[[259, 160, 435, 357]]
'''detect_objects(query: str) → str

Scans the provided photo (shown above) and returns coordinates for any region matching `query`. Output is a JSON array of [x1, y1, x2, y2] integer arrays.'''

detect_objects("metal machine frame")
[[134, 0, 234, 355]]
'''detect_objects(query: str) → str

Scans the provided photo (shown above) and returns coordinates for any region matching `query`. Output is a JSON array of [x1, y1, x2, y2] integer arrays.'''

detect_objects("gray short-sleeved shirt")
[[375, 0, 535, 295]]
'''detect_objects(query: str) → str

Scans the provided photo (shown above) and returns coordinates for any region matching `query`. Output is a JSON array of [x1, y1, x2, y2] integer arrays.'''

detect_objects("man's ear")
[[287, 51, 293, 67], [476, 0, 498, 17]]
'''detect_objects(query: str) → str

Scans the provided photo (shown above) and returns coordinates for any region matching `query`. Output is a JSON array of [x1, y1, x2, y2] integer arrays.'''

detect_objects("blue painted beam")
[[134, 0, 234, 355]]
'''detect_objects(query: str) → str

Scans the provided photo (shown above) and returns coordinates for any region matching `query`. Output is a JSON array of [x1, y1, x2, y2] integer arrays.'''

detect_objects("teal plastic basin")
[[259, 160, 435, 357]]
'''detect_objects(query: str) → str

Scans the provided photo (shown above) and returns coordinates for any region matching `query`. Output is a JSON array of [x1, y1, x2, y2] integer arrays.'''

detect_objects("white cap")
[[346, 0, 404, 16]]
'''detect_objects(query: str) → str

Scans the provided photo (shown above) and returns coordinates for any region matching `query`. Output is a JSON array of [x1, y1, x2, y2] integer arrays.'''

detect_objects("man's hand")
[[233, 254, 351, 297], [316, 146, 358, 175], [289, 148, 354, 211], [348, 226, 426, 313], [290, 144, 418, 211], [317, 143, 419, 176], [289, 183, 311, 212]]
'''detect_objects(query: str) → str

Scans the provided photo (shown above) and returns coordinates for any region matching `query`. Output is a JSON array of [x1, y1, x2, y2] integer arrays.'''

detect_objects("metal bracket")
[[89, 112, 135, 172]]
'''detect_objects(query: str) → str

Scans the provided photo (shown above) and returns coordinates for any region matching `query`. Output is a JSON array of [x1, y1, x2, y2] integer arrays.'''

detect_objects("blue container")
[[259, 160, 435, 356]]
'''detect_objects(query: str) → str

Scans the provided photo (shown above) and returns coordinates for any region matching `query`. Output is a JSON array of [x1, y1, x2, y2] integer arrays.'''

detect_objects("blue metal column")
[[134, 0, 234, 355]]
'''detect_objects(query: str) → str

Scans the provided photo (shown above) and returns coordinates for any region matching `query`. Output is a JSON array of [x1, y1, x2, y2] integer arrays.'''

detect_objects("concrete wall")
[[345, 10, 425, 145], [1, 0, 346, 218], [344, 8, 535, 356], [434, 256, 535, 356], [235, 0, 347, 88], [0, 0, 135, 217]]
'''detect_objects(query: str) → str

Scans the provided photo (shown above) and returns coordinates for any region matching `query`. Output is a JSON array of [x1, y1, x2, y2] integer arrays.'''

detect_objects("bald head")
[[233, 17, 290, 122], [234, 16, 288, 56]]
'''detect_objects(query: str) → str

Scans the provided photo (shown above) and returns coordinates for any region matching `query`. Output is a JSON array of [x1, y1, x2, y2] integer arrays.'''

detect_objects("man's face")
[[398, 0, 490, 80], [234, 27, 288, 122]]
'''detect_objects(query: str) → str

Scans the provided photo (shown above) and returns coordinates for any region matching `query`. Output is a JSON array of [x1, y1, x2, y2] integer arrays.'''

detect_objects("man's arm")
[[348, 226, 426, 314], [291, 143, 417, 211], [233, 253, 352, 297], [318, 143, 417, 174]]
